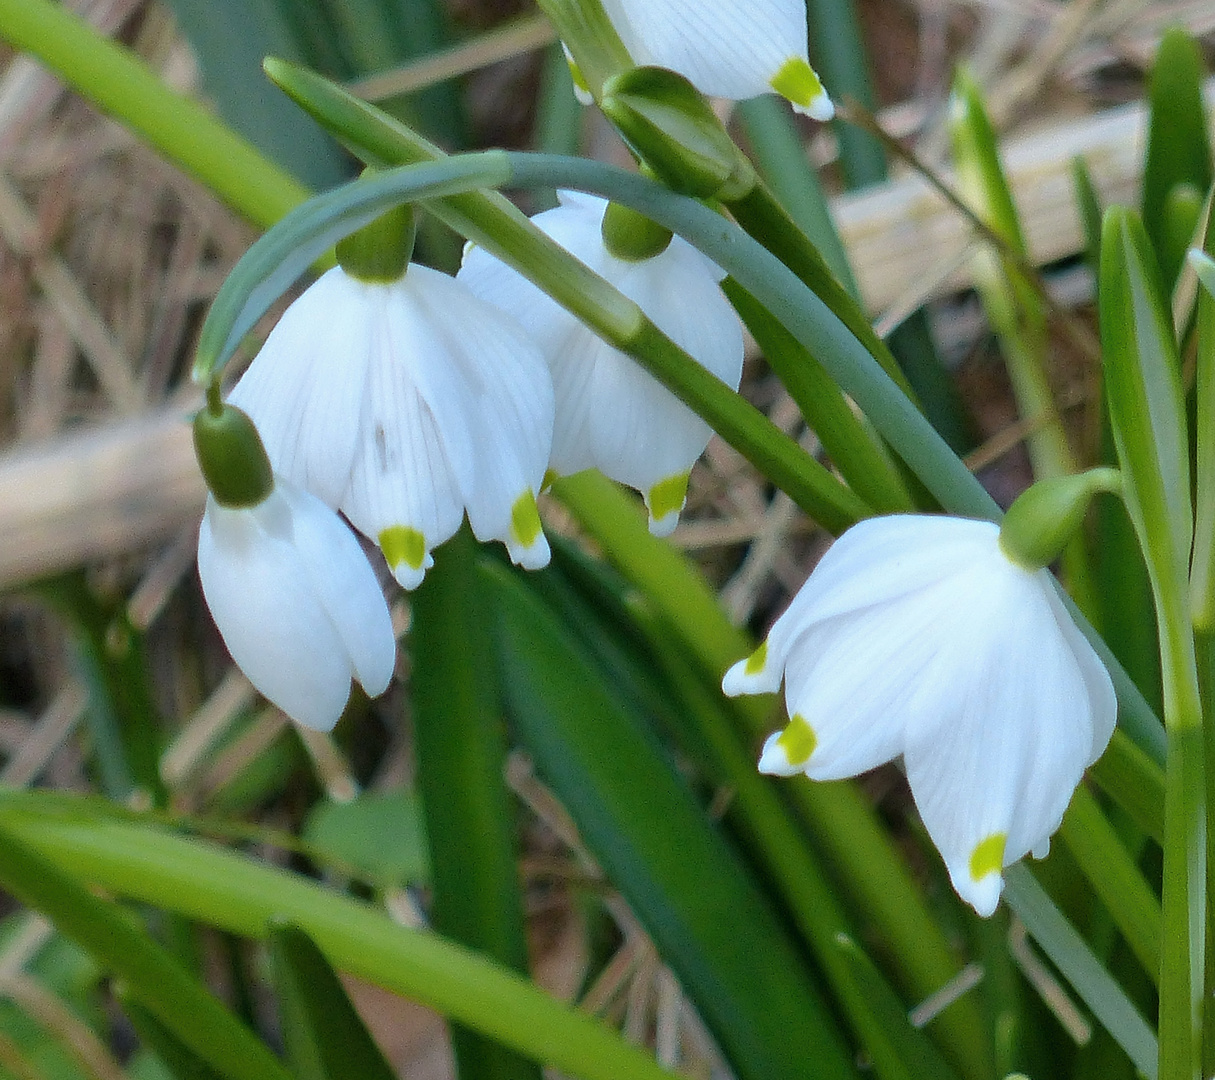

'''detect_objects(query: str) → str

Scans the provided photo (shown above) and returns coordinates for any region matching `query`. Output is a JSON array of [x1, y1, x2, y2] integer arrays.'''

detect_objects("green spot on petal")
[[744, 641, 768, 676], [969, 833, 1007, 882], [776, 714, 817, 767], [541, 468, 559, 492], [511, 491, 543, 547], [379, 525, 426, 571], [770, 57, 827, 112], [647, 473, 690, 522], [565, 56, 593, 105]]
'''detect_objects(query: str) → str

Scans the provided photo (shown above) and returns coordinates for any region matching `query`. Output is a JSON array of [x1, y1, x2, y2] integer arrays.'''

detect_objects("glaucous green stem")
[[1195, 630, 1215, 1077], [1058, 785, 1160, 981], [1004, 866, 1157, 1076]]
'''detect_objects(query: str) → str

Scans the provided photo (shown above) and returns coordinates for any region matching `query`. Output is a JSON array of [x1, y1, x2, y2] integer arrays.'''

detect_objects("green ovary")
[[776, 714, 817, 768], [769, 57, 825, 110], [379, 525, 427, 571], [969, 833, 1007, 882]]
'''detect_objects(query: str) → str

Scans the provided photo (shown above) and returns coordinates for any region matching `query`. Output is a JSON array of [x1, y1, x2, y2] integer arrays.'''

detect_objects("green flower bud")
[[193, 400, 275, 508], [998, 468, 1122, 570], [601, 201, 672, 261], [336, 200, 416, 283], [600, 66, 757, 201]]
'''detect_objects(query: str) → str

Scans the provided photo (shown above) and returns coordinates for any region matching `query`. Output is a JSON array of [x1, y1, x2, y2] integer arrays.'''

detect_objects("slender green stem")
[[725, 184, 917, 403], [1156, 564, 1205, 1080], [724, 280, 912, 513], [0, 793, 678, 1080], [1160, 722, 1206, 1080], [1195, 629, 1215, 1075]]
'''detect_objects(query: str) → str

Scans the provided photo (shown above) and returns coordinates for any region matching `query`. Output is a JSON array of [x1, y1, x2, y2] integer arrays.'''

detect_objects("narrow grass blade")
[[1142, 28, 1212, 289], [0, 792, 680, 1080], [267, 922, 396, 1080], [0, 0, 309, 227], [0, 824, 294, 1080], [1004, 866, 1157, 1078], [411, 530, 542, 1080], [120, 994, 227, 1080], [158, 0, 349, 187], [484, 561, 858, 1080]]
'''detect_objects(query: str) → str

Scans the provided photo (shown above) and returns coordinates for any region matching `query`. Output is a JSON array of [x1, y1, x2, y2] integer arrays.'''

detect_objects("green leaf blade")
[[484, 561, 858, 1080]]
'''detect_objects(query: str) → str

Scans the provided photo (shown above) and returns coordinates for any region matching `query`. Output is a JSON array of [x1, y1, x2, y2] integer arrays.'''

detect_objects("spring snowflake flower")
[[458, 191, 743, 536], [227, 264, 555, 588], [198, 477, 397, 731], [599, 0, 833, 119], [722, 514, 1117, 916]]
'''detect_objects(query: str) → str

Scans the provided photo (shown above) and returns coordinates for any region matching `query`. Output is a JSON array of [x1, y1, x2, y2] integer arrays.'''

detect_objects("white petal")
[[903, 562, 1096, 916], [340, 317, 465, 588], [761, 516, 1001, 686], [399, 267, 554, 550], [722, 647, 782, 696], [198, 493, 354, 730], [276, 481, 397, 697], [1040, 576, 1118, 763], [583, 241, 743, 495], [461, 192, 743, 528], [227, 268, 372, 507], [609, 0, 816, 106], [776, 593, 960, 780]]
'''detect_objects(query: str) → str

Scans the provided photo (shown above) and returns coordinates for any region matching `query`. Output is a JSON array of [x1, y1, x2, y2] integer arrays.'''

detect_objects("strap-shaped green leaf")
[[267, 922, 396, 1080], [1003, 867, 1157, 1077], [1099, 208, 1194, 693], [411, 529, 542, 1080], [483, 560, 858, 1080], [1142, 27, 1213, 288], [0, 791, 678, 1080], [0, 823, 293, 1080], [120, 993, 229, 1080]]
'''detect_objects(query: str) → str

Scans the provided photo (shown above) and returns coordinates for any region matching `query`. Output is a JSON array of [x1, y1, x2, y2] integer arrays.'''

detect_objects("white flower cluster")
[[194, 4, 1114, 916], [198, 192, 743, 730]]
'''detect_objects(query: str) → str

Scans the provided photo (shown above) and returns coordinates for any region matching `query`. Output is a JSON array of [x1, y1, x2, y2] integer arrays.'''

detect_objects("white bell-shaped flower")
[[600, 0, 832, 119], [198, 477, 397, 731], [227, 264, 555, 589], [722, 514, 1117, 917], [458, 191, 743, 537]]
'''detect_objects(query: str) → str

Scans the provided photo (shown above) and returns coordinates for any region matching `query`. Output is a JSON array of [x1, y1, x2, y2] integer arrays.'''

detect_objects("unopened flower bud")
[[601, 66, 756, 200]]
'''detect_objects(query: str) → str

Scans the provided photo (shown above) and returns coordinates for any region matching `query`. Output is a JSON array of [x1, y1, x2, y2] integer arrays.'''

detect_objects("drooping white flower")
[[458, 191, 744, 537], [599, 0, 833, 120], [722, 514, 1116, 917], [198, 477, 397, 731], [227, 264, 555, 589]]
